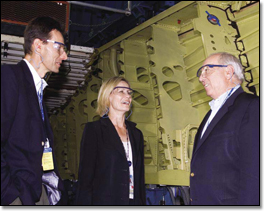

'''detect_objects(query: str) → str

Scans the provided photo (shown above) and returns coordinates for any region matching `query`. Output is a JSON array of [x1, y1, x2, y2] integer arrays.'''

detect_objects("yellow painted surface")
[[51, 1, 259, 185]]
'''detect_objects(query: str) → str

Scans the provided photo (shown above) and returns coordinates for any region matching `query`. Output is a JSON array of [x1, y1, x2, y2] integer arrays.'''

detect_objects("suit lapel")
[[99, 118, 140, 167], [192, 111, 211, 156], [126, 121, 139, 169], [20, 60, 43, 122], [100, 118, 127, 160], [193, 87, 244, 157], [20, 60, 50, 143]]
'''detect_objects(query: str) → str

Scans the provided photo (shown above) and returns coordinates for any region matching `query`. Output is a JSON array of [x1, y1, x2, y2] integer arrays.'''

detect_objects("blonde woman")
[[76, 76, 146, 205]]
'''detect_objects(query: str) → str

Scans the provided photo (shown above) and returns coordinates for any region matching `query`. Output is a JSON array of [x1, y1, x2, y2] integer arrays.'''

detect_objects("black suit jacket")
[[75, 117, 146, 205], [190, 87, 259, 205], [1, 60, 63, 205]]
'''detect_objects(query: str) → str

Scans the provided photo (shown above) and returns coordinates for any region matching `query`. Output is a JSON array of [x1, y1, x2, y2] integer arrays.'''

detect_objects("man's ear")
[[32, 38, 42, 53], [225, 64, 234, 80]]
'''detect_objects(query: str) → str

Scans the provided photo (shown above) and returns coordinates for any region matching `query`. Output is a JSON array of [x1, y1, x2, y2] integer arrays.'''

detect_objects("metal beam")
[[68, 1, 131, 15]]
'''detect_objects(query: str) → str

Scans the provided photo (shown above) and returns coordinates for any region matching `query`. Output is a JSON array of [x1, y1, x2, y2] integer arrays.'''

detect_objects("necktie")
[[38, 80, 44, 121]]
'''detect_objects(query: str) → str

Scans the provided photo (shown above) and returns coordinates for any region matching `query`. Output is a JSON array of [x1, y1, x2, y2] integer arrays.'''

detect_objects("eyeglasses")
[[112, 86, 134, 97], [44, 40, 67, 55], [197, 64, 228, 78]]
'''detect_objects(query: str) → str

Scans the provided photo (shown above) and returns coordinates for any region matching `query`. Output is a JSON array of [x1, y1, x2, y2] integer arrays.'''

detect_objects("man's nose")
[[199, 74, 203, 82], [60, 51, 68, 60]]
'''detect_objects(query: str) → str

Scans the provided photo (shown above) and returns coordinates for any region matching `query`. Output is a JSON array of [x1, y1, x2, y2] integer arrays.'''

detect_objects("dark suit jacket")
[[190, 87, 259, 205], [75, 117, 146, 205], [1, 60, 63, 205]]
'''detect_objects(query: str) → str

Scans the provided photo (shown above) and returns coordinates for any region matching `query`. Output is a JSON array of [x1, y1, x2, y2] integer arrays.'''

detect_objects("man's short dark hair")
[[24, 16, 64, 55]]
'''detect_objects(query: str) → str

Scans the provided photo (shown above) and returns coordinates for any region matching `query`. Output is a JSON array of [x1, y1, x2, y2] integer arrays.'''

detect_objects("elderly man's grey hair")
[[209, 52, 245, 83]]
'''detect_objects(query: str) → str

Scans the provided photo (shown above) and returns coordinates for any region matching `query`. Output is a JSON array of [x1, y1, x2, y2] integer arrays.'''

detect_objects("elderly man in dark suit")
[[1, 16, 68, 205], [190, 52, 259, 205]]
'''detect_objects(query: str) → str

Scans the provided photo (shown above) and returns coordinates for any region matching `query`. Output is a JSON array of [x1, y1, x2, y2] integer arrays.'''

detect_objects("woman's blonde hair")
[[96, 76, 130, 116]]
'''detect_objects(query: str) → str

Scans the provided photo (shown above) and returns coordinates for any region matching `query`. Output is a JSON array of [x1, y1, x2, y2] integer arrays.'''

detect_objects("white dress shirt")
[[201, 85, 240, 138], [23, 59, 48, 94]]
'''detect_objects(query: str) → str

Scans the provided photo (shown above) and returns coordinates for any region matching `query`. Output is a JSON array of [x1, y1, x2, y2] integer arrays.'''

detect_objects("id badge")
[[42, 147, 54, 171]]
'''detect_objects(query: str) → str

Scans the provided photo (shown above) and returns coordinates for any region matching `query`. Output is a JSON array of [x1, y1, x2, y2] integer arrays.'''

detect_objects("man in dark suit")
[[1, 16, 68, 205], [190, 52, 259, 205]]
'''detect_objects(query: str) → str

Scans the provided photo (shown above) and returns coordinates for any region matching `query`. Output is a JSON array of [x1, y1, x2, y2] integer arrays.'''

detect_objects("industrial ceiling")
[[1, 1, 180, 47]]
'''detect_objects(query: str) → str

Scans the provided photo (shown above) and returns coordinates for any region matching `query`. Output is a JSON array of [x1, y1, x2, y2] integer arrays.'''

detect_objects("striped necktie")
[[38, 80, 44, 121]]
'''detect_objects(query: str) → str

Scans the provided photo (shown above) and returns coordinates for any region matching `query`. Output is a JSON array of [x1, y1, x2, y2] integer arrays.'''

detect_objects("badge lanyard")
[[125, 129, 132, 167], [125, 128, 134, 199], [38, 81, 54, 171]]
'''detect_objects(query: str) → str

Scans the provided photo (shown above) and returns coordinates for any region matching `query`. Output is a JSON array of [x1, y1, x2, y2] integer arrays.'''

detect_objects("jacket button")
[[190, 172, 195, 177]]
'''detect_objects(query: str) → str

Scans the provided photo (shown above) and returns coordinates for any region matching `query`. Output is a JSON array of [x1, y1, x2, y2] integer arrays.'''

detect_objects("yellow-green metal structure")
[[50, 1, 259, 186]]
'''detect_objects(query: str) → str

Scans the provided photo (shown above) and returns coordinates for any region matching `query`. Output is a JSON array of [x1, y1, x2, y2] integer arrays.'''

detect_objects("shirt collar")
[[23, 59, 48, 93], [209, 84, 240, 111]]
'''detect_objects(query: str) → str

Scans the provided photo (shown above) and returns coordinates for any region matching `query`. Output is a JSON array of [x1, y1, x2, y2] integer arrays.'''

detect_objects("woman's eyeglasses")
[[112, 86, 134, 97]]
